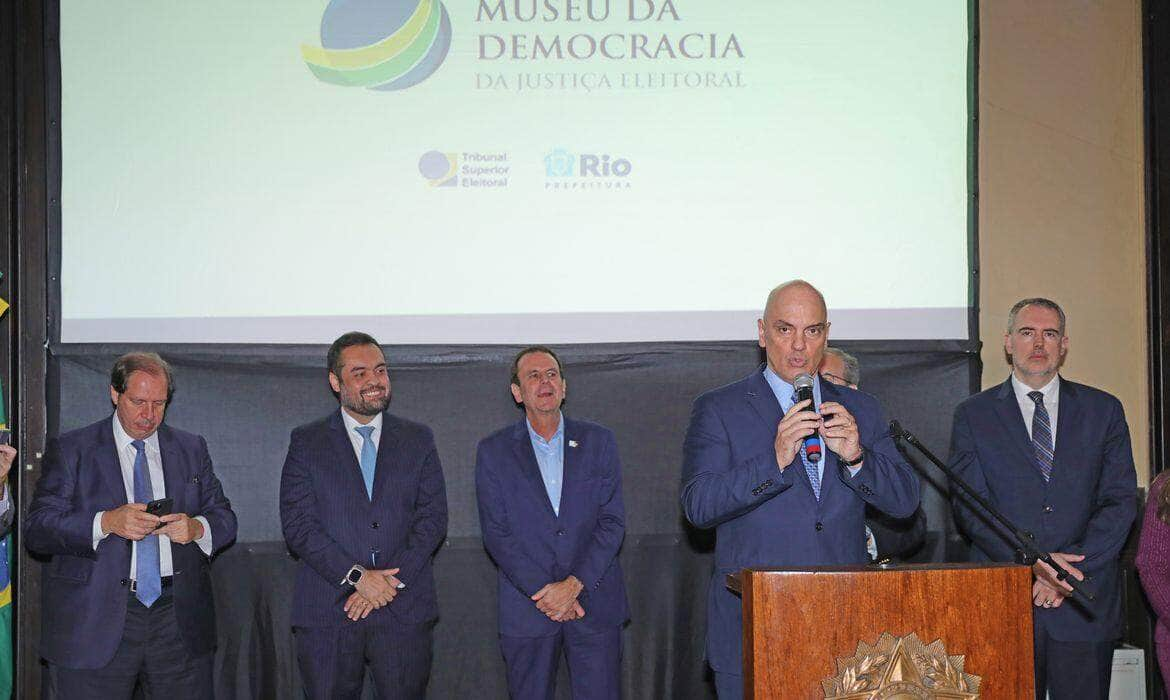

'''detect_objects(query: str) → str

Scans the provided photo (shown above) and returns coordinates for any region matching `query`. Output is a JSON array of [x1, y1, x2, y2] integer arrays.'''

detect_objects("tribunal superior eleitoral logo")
[[302, 0, 452, 91]]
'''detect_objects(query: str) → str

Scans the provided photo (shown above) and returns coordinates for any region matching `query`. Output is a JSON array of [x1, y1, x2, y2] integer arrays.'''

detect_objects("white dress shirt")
[[91, 415, 213, 577], [1011, 373, 1060, 448], [341, 409, 383, 464]]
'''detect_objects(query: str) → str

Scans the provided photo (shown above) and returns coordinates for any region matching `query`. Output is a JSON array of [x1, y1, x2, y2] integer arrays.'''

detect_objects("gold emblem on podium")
[[821, 632, 981, 699]]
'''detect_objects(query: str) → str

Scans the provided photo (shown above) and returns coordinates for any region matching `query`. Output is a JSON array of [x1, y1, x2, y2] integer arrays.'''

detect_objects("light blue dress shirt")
[[526, 414, 565, 516]]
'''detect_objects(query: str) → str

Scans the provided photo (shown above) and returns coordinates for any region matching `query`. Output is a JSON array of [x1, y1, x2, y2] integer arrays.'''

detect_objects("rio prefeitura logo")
[[302, 0, 452, 91]]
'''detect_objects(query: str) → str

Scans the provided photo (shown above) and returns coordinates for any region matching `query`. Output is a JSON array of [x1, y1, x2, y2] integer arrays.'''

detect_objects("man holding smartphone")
[[26, 352, 237, 698]]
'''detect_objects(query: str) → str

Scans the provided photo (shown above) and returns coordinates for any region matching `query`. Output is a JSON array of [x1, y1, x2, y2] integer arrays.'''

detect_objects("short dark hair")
[[1007, 298, 1066, 335], [328, 331, 382, 377], [823, 347, 861, 385], [510, 345, 564, 387], [110, 352, 175, 403]]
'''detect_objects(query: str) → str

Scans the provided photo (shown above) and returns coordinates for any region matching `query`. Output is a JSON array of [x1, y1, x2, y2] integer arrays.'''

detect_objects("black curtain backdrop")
[[43, 339, 977, 699]]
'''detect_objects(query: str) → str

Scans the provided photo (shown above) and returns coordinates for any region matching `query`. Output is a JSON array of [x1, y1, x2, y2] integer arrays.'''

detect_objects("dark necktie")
[[131, 440, 161, 607], [1028, 391, 1054, 481]]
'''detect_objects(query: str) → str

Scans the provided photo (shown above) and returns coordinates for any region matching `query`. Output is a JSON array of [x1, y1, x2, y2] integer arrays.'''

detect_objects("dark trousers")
[[500, 626, 621, 700], [294, 620, 434, 700], [1033, 625, 1114, 700], [43, 591, 213, 700]]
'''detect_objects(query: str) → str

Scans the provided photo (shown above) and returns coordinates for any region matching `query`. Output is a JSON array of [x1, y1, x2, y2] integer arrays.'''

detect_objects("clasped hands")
[[344, 568, 404, 621], [532, 576, 585, 622], [101, 503, 204, 544], [1031, 552, 1086, 609], [774, 399, 862, 469]]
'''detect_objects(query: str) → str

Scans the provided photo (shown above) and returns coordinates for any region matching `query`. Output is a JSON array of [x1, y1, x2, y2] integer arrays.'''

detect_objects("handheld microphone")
[[792, 373, 822, 462]]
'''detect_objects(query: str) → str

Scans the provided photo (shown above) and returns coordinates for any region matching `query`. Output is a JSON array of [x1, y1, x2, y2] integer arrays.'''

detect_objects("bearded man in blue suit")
[[681, 280, 920, 699], [280, 332, 448, 699], [475, 346, 629, 700], [950, 298, 1136, 700]]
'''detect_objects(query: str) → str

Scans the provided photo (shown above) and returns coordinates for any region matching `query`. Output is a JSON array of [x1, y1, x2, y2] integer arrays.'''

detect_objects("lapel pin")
[[568, 440, 578, 448]]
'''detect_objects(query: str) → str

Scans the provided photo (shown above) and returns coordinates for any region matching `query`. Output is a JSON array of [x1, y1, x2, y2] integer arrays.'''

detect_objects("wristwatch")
[[838, 450, 865, 467], [342, 564, 366, 586]]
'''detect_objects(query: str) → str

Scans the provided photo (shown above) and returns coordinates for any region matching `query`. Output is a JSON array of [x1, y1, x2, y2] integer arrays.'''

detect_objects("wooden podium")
[[729, 563, 1035, 698]]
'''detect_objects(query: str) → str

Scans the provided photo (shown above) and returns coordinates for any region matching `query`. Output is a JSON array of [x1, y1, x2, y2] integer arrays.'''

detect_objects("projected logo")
[[419, 150, 459, 187], [544, 148, 633, 189], [544, 149, 576, 177], [301, 0, 452, 91]]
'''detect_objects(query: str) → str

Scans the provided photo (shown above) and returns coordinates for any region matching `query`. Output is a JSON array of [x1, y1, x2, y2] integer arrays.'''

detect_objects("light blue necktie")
[[1029, 391, 1054, 481], [355, 426, 376, 499], [790, 393, 822, 500], [131, 440, 161, 607]]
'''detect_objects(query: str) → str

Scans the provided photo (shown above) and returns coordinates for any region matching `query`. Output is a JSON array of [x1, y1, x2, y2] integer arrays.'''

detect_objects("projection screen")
[[58, 0, 970, 344]]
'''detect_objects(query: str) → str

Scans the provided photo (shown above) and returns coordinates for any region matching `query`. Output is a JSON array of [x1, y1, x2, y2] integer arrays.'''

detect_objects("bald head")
[[763, 280, 827, 320]]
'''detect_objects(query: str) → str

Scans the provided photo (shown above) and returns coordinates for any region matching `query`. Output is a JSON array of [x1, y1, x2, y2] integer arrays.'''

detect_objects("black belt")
[[128, 575, 174, 595]]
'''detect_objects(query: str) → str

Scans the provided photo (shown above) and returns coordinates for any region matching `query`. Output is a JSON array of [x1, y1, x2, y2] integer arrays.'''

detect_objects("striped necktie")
[[791, 393, 821, 500], [1028, 391, 1054, 481]]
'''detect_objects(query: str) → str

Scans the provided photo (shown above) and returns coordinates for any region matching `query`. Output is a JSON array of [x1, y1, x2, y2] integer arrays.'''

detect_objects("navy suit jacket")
[[949, 377, 1137, 641], [681, 367, 920, 673], [475, 417, 629, 637], [279, 410, 447, 629], [25, 418, 237, 669]]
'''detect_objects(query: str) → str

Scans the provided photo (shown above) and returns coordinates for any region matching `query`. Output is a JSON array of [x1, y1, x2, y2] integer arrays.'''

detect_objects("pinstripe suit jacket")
[[280, 410, 448, 628]]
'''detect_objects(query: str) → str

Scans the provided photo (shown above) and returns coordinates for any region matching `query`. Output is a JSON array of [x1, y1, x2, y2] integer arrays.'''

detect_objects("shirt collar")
[[526, 413, 564, 445], [341, 408, 383, 435], [1011, 372, 1060, 403], [111, 413, 160, 453], [762, 365, 822, 409]]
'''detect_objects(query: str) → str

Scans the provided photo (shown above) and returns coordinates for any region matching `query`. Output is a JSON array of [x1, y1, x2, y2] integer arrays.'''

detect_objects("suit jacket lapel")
[[97, 419, 129, 506], [328, 411, 369, 499], [559, 419, 583, 523], [1051, 377, 1078, 479], [156, 425, 183, 504], [992, 379, 1041, 474], [816, 381, 842, 507], [511, 420, 558, 521], [371, 414, 400, 503]]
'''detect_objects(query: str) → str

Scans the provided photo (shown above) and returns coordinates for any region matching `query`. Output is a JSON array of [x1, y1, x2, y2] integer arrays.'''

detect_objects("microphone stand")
[[889, 420, 1096, 604]]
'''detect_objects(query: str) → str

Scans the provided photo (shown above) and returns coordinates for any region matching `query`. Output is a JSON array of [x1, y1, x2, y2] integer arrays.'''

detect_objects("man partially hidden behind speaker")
[[680, 280, 921, 699], [819, 346, 927, 563], [949, 298, 1137, 700]]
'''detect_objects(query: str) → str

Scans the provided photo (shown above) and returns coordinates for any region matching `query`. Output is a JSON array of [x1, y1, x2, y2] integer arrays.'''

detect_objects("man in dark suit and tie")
[[26, 352, 237, 698], [949, 298, 1137, 700], [475, 346, 629, 700], [280, 332, 448, 699], [681, 280, 920, 699]]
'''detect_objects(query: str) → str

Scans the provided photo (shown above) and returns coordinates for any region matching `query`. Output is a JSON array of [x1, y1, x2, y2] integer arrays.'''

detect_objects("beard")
[[342, 385, 390, 416]]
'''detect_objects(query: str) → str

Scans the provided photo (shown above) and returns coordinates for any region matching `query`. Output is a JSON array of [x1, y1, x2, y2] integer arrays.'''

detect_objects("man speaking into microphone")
[[680, 280, 920, 699]]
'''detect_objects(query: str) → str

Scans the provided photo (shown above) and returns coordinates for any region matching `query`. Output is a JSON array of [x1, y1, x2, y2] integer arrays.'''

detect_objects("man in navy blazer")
[[476, 346, 629, 700], [26, 352, 237, 698], [950, 298, 1137, 700], [280, 332, 448, 699], [681, 281, 920, 699]]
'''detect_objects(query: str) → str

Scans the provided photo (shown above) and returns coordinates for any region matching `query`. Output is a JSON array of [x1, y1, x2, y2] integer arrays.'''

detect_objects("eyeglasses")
[[820, 371, 851, 387]]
